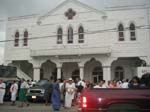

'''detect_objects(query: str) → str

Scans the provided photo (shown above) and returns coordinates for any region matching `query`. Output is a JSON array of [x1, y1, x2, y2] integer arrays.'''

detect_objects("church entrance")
[[62, 62, 79, 80], [92, 66, 103, 84], [111, 57, 146, 80], [72, 69, 79, 81], [41, 60, 56, 80], [84, 58, 103, 83]]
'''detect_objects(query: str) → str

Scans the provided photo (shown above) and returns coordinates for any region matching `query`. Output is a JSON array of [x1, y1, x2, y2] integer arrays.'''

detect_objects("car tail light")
[[82, 96, 87, 108]]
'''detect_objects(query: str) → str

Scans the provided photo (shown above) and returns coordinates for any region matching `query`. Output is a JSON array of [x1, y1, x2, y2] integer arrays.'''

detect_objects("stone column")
[[79, 66, 84, 80], [78, 63, 84, 80], [148, 56, 150, 66], [57, 67, 62, 79], [103, 66, 111, 83], [33, 67, 40, 81], [56, 63, 62, 79]]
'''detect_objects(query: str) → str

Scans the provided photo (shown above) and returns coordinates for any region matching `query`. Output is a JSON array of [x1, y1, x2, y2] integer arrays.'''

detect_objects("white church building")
[[4, 0, 150, 83]]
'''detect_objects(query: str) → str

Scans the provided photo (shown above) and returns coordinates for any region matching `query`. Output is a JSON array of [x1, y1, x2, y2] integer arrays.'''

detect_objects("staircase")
[[17, 67, 32, 80]]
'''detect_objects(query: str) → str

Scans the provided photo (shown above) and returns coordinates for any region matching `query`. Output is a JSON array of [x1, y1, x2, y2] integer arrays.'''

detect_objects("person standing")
[[111, 80, 122, 88], [85, 80, 93, 89], [94, 80, 106, 88], [59, 79, 64, 104], [128, 76, 140, 89], [18, 78, 29, 107], [51, 79, 61, 111], [43, 79, 53, 106], [121, 79, 129, 88], [65, 78, 76, 108], [10, 80, 18, 105], [77, 79, 86, 89], [60, 80, 67, 107], [0, 79, 6, 104]]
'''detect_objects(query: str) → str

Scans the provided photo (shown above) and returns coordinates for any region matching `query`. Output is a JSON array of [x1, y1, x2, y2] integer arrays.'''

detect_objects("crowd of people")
[[0, 78, 30, 107], [0, 74, 149, 111], [42, 75, 150, 111]]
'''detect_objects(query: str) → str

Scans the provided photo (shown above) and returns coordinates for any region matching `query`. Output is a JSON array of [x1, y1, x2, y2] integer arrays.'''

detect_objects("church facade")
[[4, 0, 150, 83]]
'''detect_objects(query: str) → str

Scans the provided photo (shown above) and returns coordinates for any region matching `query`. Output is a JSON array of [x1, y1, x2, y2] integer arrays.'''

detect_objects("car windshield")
[[35, 80, 48, 86]]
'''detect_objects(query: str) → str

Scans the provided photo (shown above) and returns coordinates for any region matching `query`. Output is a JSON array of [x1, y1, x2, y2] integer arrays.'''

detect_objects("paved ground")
[[0, 102, 78, 112]]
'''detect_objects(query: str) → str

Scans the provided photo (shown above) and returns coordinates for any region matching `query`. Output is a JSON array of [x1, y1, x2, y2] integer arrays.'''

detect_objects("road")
[[0, 102, 78, 112]]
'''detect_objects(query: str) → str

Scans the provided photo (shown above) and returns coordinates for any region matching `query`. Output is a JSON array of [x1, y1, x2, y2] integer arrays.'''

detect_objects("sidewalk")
[[0, 102, 78, 112]]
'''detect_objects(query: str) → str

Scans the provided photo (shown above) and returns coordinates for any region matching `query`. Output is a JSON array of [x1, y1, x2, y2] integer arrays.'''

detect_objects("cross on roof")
[[65, 8, 76, 20]]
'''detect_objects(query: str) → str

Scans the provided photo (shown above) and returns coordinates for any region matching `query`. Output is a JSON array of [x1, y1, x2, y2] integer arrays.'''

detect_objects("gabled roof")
[[37, 0, 106, 22]]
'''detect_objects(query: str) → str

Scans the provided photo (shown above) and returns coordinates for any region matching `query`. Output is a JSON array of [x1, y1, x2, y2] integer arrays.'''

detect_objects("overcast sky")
[[0, 0, 149, 64]]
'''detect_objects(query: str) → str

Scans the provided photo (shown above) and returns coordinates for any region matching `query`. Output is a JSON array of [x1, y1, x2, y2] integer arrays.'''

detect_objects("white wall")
[[4, 1, 150, 74]]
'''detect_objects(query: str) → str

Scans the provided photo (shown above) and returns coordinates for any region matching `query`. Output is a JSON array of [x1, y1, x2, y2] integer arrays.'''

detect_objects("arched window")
[[118, 24, 124, 41], [115, 66, 124, 80], [23, 30, 28, 46], [78, 26, 84, 43], [130, 23, 136, 41], [57, 27, 63, 44], [14, 31, 19, 46], [92, 66, 103, 84], [68, 27, 73, 43]]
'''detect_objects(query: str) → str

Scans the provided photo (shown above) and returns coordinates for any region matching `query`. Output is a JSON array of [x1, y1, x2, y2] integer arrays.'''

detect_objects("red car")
[[78, 88, 150, 112]]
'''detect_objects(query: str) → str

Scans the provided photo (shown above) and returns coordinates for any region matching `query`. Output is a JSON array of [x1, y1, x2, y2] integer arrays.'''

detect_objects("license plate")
[[32, 96, 36, 99]]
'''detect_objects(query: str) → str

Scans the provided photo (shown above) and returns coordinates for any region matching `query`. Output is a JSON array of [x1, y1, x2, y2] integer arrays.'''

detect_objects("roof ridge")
[[37, 0, 106, 23]]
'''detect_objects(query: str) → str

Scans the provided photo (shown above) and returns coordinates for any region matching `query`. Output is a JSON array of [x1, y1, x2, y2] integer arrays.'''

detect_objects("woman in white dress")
[[65, 78, 76, 108], [0, 79, 6, 104], [10, 80, 18, 105]]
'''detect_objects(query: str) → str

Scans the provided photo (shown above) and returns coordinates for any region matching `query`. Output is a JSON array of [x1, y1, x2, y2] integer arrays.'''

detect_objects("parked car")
[[26, 79, 50, 102], [78, 88, 150, 112]]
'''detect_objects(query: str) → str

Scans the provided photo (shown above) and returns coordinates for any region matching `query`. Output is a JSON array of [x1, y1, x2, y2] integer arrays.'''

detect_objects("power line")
[[0, 25, 149, 43]]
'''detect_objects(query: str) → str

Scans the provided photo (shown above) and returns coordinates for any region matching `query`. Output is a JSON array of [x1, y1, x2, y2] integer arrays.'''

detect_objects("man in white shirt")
[[77, 79, 86, 88], [121, 79, 129, 88], [10, 80, 18, 105], [94, 80, 106, 88], [0, 79, 6, 104]]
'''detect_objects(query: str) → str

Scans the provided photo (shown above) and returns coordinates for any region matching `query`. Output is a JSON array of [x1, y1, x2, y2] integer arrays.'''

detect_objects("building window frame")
[[78, 26, 84, 43], [130, 23, 136, 41], [114, 66, 124, 80], [14, 30, 19, 47], [118, 23, 125, 41], [57, 27, 63, 44], [68, 26, 73, 44], [23, 30, 28, 46]]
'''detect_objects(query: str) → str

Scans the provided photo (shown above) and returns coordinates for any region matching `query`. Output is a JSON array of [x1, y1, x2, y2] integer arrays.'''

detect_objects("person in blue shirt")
[[51, 79, 61, 111]]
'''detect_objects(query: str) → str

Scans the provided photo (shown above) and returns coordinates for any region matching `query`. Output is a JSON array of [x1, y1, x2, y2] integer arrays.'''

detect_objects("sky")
[[0, 0, 149, 64]]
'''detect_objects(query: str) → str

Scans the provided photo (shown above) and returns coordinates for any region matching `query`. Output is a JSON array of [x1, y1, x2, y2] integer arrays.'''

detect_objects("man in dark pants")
[[43, 79, 53, 106]]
